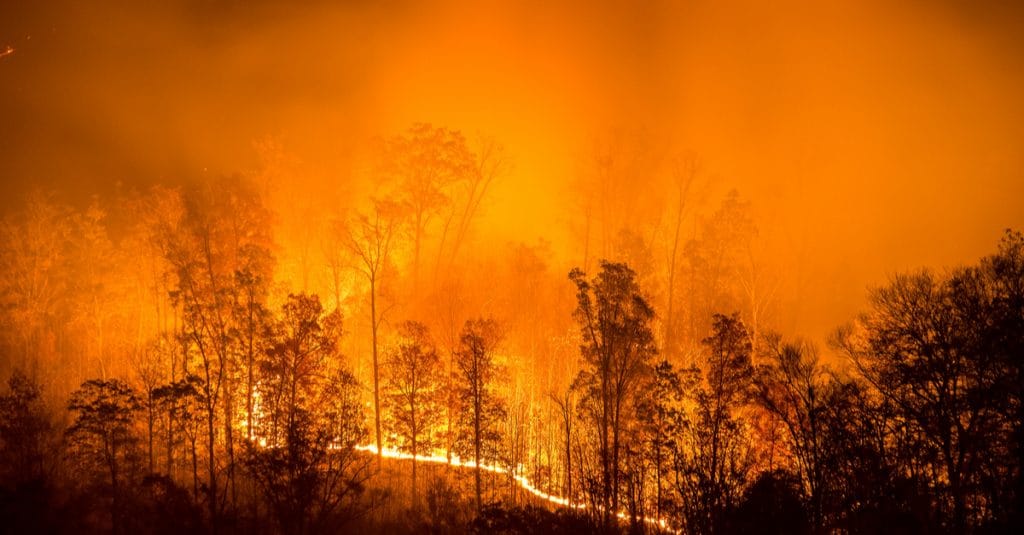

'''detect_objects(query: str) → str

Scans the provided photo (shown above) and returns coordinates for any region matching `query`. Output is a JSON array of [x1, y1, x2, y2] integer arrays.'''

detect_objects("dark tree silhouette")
[[675, 313, 754, 535], [836, 265, 1015, 532], [66, 379, 142, 535], [246, 294, 372, 533], [569, 260, 657, 530], [0, 369, 50, 486], [454, 317, 506, 513], [384, 320, 443, 508], [753, 336, 829, 531]]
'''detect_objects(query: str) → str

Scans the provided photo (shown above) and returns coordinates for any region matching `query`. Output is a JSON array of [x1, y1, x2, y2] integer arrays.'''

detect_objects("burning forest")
[[1, 1, 1024, 534]]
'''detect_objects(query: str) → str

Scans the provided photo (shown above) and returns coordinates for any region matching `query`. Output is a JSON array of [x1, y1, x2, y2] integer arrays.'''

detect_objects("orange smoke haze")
[[2, 0, 1023, 344]]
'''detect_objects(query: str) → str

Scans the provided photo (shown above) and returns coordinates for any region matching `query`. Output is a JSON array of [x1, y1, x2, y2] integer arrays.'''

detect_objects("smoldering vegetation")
[[2, 1, 1024, 534], [0, 129, 1022, 534]]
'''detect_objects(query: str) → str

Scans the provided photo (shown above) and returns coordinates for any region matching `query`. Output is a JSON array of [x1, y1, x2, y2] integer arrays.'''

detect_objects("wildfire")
[[354, 443, 677, 533]]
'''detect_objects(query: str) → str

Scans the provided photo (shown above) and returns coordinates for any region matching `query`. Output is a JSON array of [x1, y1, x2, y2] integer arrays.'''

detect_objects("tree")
[[753, 336, 829, 532], [247, 294, 372, 533], [0, 193, 73, 378], [635, 359, 696, 526], [131, 335, 174, 475], [836, 263, 1017, 531], [433, 134, 507, 282], [548, 388, 574, 506], [683, 191, 757, 347], [662, 157, 699, 359], [256, 294, 340, 449], [163, 175, 275, 521], [569, 261, 657, 529], [813, 374, 928, 532], [454, 317, 506, 513], [0, 370, 51, 486], [338, 200, 401, 465], [676, 313, 755, 535], [246, 369, 373, 534], [0, 371, 60, 534], [152, 374, 205, 500], [976, 229, 1024, 530], [378, 124, 477, 291], [384, 320, 443, 508], [66, 379, 142, 535]]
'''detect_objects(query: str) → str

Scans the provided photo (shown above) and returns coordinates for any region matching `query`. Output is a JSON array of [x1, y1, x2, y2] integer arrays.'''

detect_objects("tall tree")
[[338, 200, 401, 465], [454, 317, 506, 513], [662, 157, 699, 358], [0, 193, 73, 382], [433, 134, 507, 281], [152, 374, 204, 500], [983, 231, 1024, 529], [635, 359, 696, 526], [161, 175, 275, 522], [676, 313, 755, 535], [384, 320, 442, 508], [683, 191, 756, 346], [257, 294, 340, 448], [246, 368, 373, 534], [569, 261, 657, 529], [0, 370, 52, 487]]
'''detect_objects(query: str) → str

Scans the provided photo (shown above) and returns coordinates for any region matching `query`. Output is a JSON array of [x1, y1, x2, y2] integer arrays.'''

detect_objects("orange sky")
[[2, 0, 1023, 341]]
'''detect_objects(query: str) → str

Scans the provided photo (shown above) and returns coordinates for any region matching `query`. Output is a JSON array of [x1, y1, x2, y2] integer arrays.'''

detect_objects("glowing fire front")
[[353, 443, 675, 532]]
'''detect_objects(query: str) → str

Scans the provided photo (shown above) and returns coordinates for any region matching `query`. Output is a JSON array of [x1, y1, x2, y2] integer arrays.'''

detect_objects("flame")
[[354, 443, 677, 532]]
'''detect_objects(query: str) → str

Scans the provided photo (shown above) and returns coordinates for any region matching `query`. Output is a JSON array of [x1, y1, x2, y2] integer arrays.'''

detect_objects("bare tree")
[[753, 335, 829, 531], [337, 200, 401, 465], [454, 317, 506, 513], [383, 320, 442, 507], [663, 157, 698, 358]]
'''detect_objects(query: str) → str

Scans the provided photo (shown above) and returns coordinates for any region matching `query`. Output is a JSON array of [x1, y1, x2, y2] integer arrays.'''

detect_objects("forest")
[[3, 1, 1024, 534], [0, 124, 1021, 534]]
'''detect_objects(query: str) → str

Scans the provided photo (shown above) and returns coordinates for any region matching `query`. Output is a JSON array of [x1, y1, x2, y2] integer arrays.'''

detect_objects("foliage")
[[454, 317, 507, 511], [569, 260, 658, 528]]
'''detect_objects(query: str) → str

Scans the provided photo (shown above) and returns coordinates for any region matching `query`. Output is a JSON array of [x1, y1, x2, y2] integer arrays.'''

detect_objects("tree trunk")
[[371, 276, 383, 466], [411, 424, 418, 509], [147, 394, 155, 473], [474, 391, 483, 513], [207, 406, 218, 530]]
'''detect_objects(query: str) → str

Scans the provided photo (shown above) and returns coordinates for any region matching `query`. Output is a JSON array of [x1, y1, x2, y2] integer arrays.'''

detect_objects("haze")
[[2, 0, 1023, 342]]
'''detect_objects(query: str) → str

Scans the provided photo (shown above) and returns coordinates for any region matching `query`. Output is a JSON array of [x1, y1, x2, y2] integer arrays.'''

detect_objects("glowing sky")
[[2, 0, 1022, 340]]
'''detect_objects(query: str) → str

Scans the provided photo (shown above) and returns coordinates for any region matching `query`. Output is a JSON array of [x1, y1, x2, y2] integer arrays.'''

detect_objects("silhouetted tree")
[[753, 336, 829, 531], [455, 317, 506, 513], [0, 369, 51, 485], [163, 175, 275, 521], [66, 378, 142, 534], [636, 359, 697, 526], [569, 261, 657, 530], [675, 313, 754, 535], [152, 374, 204, 500], [836, 264, 1014, 532], [246, 294, 372, 533], [384, 320, 443, 507], [256, 294, 340, 449], [377, 123, 476, 291]]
